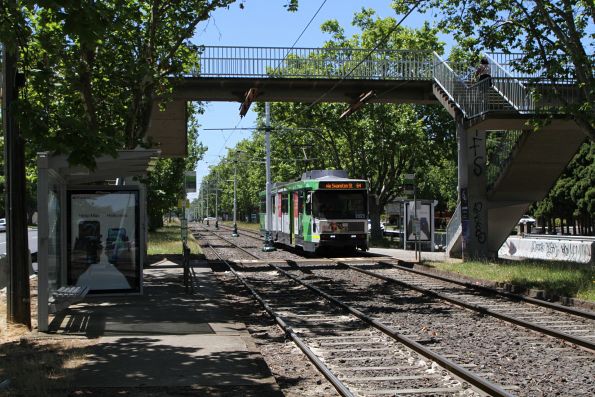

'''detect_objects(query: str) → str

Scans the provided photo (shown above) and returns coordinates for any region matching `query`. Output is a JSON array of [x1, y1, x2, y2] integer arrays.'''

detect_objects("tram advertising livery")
[[259, 170, 369, 252]]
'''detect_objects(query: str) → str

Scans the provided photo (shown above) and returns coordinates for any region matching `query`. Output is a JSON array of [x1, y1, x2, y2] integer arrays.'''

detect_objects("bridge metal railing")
[[433, 53, 500, 119], [486, 52, 581, 112], [485, 54, 534, 113], [432, 52, 473, 118], [194, 46, 433, 80], [486, 130, 525, 190], [193, 46, 580, 120], [445, 203, 462, 252]]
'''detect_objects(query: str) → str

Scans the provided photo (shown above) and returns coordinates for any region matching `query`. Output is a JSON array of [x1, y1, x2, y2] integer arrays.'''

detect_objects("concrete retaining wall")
[[499, 236, 594, 264]]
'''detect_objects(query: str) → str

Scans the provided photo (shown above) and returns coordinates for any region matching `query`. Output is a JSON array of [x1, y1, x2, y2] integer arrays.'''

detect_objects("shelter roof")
[[38, 149, 161, 185]]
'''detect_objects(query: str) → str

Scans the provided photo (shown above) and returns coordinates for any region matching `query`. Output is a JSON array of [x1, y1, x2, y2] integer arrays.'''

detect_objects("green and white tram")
[[259, 170, 369, 252]]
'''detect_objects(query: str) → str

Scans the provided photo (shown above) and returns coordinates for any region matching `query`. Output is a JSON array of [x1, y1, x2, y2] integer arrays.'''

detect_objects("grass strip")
[[429, 260, 594, 302], [147, 225, 201, 255]]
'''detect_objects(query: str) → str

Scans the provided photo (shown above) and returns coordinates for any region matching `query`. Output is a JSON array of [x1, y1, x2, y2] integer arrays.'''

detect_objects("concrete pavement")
[[46, 259, 281, 395]]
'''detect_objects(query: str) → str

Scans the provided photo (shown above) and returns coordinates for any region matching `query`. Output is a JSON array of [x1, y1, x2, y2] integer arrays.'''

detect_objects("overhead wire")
[[295, 0, 421, 116], [212, 0, 329, 165]]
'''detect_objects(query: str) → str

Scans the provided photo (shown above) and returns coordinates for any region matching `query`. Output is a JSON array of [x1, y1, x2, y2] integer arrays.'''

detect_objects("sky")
[[188, 0, 444, 200]]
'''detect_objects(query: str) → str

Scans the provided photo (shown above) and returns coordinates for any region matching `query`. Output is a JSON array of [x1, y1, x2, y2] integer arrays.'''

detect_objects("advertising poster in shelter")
[[68, 190, 140, 293], [406, 201, 432, 241]]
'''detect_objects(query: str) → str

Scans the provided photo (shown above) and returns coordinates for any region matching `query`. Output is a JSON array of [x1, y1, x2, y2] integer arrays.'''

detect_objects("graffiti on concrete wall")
[[499, 237, 593, 264]]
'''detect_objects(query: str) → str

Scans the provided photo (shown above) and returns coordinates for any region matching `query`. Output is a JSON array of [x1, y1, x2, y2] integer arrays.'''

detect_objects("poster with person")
[[68, 190, 140, 293], [406, 201, 432, 241]]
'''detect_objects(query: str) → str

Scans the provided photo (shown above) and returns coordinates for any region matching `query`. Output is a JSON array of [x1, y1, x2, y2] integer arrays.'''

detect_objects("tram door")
[[291, 192, 299, 245]]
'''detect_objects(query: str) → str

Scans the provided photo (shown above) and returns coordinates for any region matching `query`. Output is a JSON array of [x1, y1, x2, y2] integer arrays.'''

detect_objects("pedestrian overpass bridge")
[[147, 46, 586, 260]]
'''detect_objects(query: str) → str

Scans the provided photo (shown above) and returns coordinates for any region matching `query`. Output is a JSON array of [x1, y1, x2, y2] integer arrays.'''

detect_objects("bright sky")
[[188, 0, 444, 200]]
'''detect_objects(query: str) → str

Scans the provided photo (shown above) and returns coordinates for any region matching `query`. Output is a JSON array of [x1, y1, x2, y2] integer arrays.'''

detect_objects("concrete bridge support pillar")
[[457, 119, 489, 260]]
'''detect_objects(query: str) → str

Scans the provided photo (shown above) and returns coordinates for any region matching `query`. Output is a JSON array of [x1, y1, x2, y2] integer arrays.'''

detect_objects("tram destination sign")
[[320, 182, 366, 190]]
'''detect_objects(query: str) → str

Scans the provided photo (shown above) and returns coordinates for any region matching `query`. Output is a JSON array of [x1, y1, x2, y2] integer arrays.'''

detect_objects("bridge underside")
[[171, 77, 438, 104]]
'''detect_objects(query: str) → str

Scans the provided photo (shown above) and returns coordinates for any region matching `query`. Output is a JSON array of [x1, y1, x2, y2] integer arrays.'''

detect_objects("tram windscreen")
[[313, 190, 367, 219]]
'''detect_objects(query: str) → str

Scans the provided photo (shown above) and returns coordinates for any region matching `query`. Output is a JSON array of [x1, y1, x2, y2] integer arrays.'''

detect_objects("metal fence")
[[445, 203, 461, 251], [486, 130, 525, 189], [194, 46, 434, 80]]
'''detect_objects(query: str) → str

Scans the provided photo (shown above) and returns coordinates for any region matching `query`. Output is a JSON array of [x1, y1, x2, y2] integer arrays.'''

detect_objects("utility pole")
[[263, 102, 275, 251], [205, 181, 209, 226], [213, 170, 219, 230], [232, 153, 239, 237], [2, 22, 32, 328]]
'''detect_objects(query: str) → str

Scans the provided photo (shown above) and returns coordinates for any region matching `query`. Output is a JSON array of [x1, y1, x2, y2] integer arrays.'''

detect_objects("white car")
[[0, 218, 5, 232], [518, 215, 536, 225]]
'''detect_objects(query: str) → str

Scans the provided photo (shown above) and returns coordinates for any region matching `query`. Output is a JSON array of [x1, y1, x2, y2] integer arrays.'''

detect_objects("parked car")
[[0, 218, 5, 232], [518, 215, 536, 225]]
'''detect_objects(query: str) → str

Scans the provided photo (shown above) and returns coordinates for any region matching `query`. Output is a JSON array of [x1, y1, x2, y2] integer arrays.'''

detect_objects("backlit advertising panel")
[[68, 190, 140, 293]]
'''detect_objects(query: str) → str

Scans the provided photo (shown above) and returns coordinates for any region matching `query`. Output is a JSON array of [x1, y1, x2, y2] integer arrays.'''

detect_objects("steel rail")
[[201, 227, 514, 397], [198, 229, 355, 397], [377, 260, 595, 320], [215, 224, 594, 321], [344, 262, 595, 352], [269, 263, 514, 397]]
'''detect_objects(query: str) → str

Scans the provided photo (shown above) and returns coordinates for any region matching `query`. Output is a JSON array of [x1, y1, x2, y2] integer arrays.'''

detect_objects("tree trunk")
[[369, 194, 383, 240]]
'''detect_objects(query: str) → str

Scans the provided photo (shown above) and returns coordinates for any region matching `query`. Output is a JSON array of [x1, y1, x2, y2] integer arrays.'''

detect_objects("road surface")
[[0, 228, 38, 256]]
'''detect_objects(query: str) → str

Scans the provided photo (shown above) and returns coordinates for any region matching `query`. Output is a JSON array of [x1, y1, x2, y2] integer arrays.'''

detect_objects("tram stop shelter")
[[36, 149, 160, 332]]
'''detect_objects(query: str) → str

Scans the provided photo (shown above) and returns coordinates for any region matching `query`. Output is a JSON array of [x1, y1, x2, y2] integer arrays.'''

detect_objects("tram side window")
[[281, 194, 288, 214], [305, 191, 312, 215]]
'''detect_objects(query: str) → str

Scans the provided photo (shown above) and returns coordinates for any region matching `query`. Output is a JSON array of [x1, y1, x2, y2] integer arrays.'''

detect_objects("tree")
[[533, 141, 594, 234], [1, 0, 240, 168], [392, 0, 595, 140]]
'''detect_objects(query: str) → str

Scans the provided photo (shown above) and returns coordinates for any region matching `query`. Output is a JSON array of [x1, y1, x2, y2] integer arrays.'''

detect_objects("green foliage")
[[534, 141, 594, 222], [1, 0, 236, 168]]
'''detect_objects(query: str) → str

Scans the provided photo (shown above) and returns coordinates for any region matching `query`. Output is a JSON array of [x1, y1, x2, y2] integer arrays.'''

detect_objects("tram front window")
[[313, 191, 366, 219]]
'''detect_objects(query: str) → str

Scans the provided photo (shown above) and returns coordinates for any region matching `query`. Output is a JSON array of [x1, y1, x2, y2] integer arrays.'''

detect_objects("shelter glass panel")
[[67, 190, 140, 293]]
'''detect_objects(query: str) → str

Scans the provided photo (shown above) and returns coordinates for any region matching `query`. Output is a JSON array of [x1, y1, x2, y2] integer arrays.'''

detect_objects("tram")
[[259, 170, 369, 252]]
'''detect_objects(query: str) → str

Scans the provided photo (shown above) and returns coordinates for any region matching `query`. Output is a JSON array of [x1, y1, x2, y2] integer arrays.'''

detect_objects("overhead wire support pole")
[[232, 155, 238, 237], [263, 102, 276, 252]]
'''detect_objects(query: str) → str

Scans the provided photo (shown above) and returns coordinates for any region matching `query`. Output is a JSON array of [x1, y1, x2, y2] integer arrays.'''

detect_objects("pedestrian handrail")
[[445, 203, 462, 252], [432, 52, 472, 118], [486, 130, 526, 190], [195, 46, 434, 80], [485, 54, 533, 112]]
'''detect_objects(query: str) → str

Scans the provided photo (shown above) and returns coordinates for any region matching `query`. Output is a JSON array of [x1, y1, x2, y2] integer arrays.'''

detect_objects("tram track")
[[194, 225, 520, 396], [217, 223, 595, 351], [195, 224, 595, 395]]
